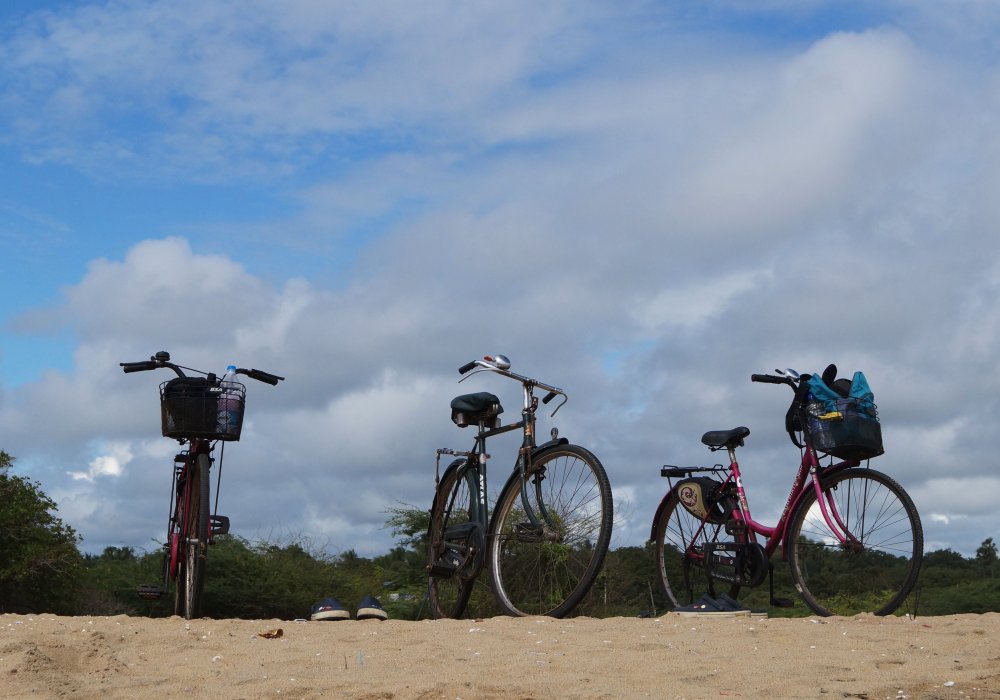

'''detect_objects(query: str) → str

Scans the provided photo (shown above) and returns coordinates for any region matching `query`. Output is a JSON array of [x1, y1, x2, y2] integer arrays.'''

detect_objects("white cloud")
[[2, 3, 1000, 560], [68, 441, 133, 482]]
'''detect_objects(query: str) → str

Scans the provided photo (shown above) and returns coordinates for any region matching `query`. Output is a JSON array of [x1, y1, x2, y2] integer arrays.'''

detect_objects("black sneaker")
[[356, 595, 388, 621], [310, 597, 350, 621]]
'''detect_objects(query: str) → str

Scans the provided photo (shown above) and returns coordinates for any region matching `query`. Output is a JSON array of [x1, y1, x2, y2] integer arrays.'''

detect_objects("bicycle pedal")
[[210, 515, 230, 535], [427, 557, 459, 578], [770, 596, 795, 608], [136, 584, 164, 600]]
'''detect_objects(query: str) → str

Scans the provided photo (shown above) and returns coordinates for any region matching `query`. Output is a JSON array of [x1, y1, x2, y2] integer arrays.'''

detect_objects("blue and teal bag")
[[801, 370, 883, 460]]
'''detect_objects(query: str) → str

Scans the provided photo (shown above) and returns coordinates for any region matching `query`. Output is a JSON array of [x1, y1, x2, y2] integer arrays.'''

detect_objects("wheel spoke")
[[489, 446, 612, 617], [789, 469, 922, 616]]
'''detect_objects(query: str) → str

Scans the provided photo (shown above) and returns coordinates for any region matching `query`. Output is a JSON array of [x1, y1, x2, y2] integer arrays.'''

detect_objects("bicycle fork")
[[512, 412, 562, 543]]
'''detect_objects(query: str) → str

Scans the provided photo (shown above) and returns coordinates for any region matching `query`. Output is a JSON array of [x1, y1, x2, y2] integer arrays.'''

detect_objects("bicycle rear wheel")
[[489, 445, 612, 617], [427, 463, 481, 619], [788, 467, 923, 616], [651, 492, 740, 609], [175, 453, 211, 619]]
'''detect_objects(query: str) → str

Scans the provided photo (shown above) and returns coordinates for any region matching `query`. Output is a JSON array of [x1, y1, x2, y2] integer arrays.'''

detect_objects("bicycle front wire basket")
[[800, 396, 883, 461], [159, 377, 246, 441]]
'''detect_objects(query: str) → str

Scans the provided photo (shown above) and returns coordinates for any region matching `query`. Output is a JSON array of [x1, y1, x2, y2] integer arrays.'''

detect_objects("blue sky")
[[2, 1, 1000, 566]]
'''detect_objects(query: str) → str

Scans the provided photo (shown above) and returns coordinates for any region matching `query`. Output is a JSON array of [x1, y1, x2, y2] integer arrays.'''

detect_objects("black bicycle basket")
[[159, 377, 246, 441], [800, 396, 883, 461]]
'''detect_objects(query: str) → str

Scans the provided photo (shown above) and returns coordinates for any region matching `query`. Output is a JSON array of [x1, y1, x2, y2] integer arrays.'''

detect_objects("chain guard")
[[706, 540, 768, 588], [429, 522, 485, 581]]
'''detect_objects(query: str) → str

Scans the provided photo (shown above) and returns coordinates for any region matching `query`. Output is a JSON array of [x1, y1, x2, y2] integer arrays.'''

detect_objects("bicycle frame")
[[122, 351, 282, 616], [671, 442, 862, 568], [436, 378, 564, 535], [654, 366, 922, 617], [167, 438, 214, 581], [429, 355, 613, 620]]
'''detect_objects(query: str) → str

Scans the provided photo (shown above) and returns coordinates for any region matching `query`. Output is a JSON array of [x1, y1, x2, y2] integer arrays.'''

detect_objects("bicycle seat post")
[[727, 444, 739, 466]]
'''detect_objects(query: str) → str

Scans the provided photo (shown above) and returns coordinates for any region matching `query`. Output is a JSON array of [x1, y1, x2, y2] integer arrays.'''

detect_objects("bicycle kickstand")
[[768, 562, 794, 608]]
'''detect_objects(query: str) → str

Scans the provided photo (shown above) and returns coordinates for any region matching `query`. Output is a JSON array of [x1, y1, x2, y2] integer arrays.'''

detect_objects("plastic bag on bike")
[[675, 477, 731, 524]]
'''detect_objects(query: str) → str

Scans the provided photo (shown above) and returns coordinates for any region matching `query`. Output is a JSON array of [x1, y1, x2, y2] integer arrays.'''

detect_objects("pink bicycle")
[[650, 366, 923, 617]]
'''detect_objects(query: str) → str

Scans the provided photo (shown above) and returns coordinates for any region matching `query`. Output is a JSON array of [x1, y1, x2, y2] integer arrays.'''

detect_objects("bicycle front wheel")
[[489, 445, 613, 617], [651, 492, 740, 609], [788, 467, 923, 616], [175, 453, 211, 619], [427, 463, 480, 619]]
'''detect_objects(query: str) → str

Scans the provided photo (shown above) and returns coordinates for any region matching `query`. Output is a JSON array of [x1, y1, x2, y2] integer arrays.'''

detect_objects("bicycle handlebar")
[[751, 370, 802, 391], [458, 360, 478, 374], [120, 352, 284, 385], [237, 367, 284, 385], [458, 355, 568, 416], [121, 360, 158, 373], [751, 373, 788, 385]]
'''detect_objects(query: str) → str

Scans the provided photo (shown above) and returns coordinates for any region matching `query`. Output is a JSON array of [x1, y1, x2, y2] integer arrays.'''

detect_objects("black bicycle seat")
[[450, 391, 503, 428], [701, 426, 750, 449]]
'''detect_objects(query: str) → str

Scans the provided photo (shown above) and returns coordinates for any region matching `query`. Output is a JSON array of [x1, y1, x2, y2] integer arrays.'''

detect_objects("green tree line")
[[2, 449, 999, 619]]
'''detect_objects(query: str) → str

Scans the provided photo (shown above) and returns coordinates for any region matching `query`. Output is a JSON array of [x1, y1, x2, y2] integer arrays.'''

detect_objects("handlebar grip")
[[751, 373, 785, 384], [246, 368, 284, 385], [120, 361, 156, 373], [458, 361, 477, 374], [542, 391, 558, 404]]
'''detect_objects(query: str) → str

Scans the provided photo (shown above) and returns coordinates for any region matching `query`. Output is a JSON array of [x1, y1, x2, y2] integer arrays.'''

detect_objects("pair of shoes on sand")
[[310, 595, 387, 621], [670, 593, 767, 618]]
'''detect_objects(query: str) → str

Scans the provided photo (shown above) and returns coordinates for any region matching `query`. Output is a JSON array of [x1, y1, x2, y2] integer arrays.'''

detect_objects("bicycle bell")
[[489, 355, 511, 370]]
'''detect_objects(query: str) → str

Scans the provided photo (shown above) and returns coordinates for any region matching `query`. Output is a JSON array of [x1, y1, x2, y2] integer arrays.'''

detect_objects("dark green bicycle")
[[427, 355, 613, 618]]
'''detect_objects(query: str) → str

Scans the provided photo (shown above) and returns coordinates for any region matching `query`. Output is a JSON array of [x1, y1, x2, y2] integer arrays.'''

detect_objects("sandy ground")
[[1, 612, 998, 699]]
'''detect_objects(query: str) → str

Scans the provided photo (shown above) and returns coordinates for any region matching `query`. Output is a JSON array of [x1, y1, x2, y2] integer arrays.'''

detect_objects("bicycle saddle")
[[451, 391, 503, 428], [701, 426, 750, 449]]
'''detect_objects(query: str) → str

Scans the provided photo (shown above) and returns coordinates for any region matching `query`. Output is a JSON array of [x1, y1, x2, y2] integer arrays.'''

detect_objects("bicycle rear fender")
[[649, 491, 674, 544], [427, 458, 468, 538]]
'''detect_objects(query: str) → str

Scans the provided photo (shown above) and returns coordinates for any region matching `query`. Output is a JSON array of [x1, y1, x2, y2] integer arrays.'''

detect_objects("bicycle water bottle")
[[217, 365, 239, 436]]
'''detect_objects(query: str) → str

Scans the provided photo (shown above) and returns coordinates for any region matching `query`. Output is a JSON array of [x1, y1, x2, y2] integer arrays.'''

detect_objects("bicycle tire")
[[488, 444, 613, 617], [651, 491, 740, 609], [175, 453, 211, 619], [427, 463, 479, 619], [787, 467, 923, 617]]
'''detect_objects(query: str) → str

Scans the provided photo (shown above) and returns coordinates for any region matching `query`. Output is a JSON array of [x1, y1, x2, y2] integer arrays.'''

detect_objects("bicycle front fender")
[[778, 462, 856, 559], [533, 436, 569, 454], [485, 438, 570, 534]]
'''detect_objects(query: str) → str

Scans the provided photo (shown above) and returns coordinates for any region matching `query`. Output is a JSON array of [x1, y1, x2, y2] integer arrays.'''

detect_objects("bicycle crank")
[[428, 522, 485, 581], [705, 541, 768, 588]]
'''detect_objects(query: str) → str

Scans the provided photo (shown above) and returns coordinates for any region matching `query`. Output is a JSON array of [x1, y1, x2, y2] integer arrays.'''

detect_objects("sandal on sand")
[[356, 595, 388, 621], [670, 595, 751, 618], [310, 597, 350, 621], [717, 593, 768, 619]]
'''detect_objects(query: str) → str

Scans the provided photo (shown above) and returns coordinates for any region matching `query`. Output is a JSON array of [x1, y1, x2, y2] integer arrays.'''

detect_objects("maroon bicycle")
[[121, 351, 283, 619]]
